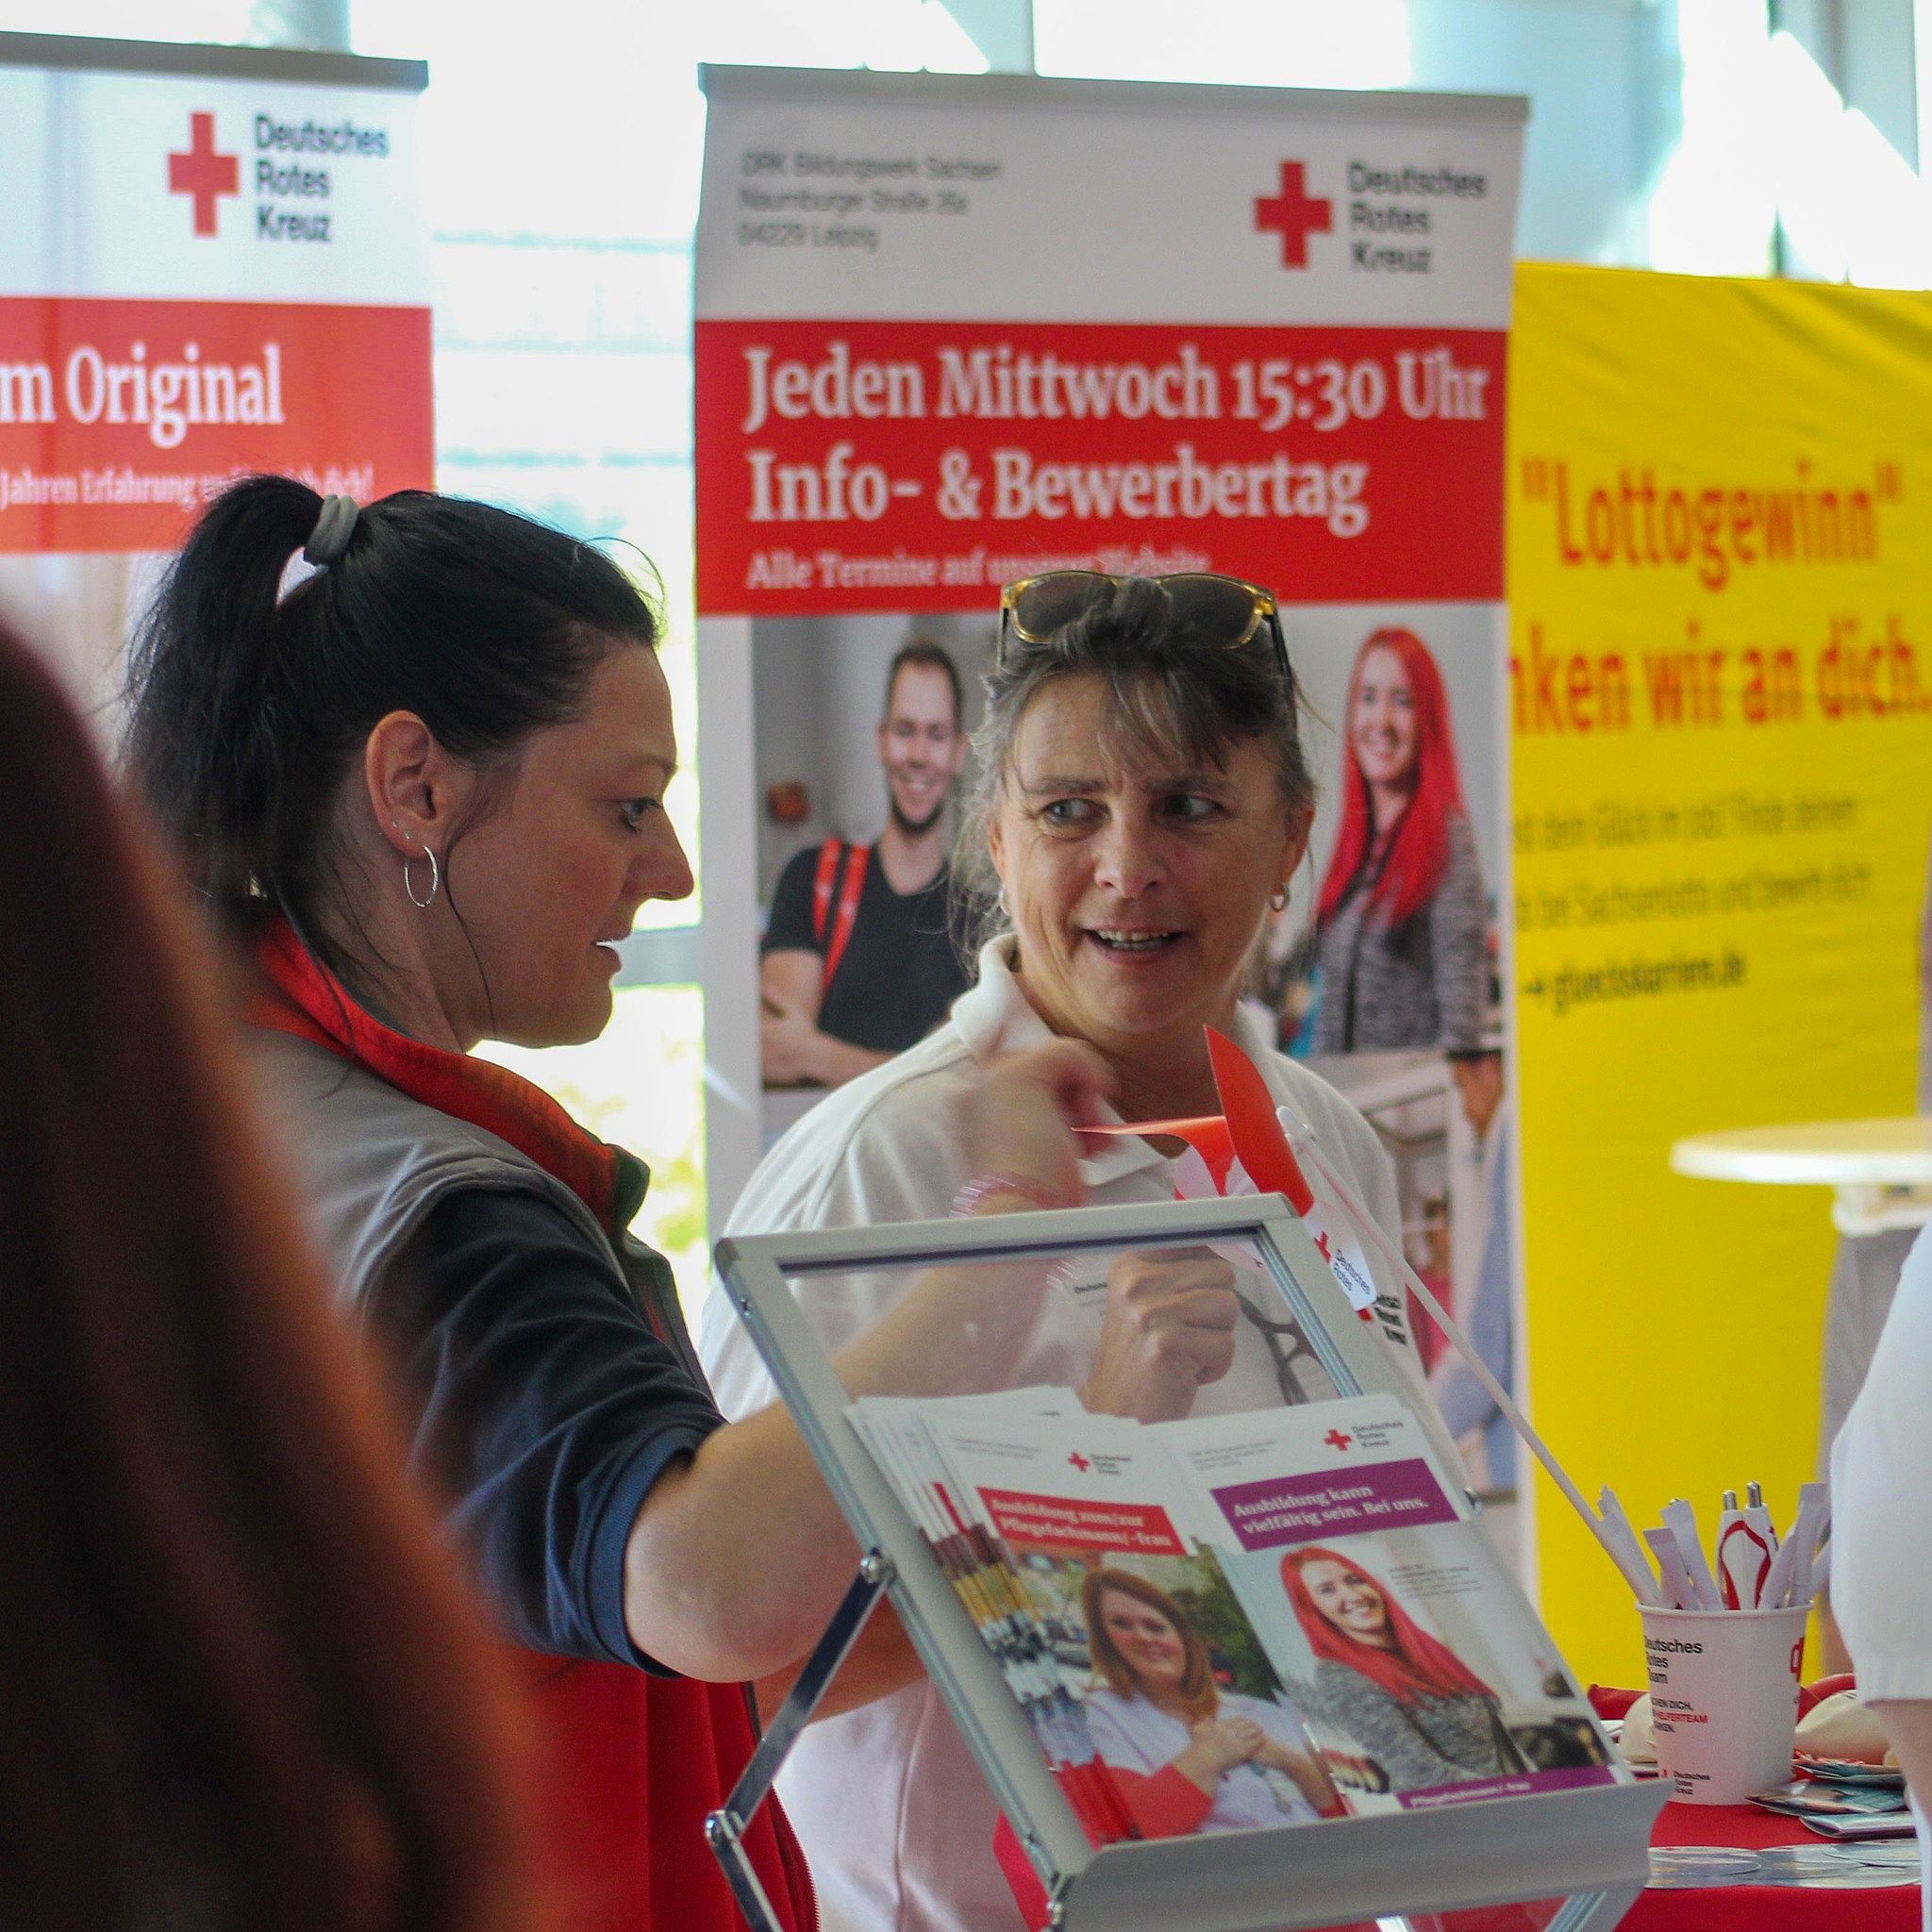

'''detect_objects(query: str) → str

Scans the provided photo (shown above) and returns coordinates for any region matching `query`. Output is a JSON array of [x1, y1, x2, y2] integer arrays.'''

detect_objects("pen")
[[1662, 1497, 1724, 1610], [1745, 1479, 1780, 1551], [1715, 1486, 1775, 1608], [1597, 1487, 1664, 1607], [1272, 1103, 1667, 1602], [1715, 1490, 1746, 1607], [1645, 1525, 1701, 1610]]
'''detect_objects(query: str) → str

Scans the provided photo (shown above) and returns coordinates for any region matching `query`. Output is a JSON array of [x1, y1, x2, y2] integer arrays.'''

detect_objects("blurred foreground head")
[[0, 625, 537, 1931]]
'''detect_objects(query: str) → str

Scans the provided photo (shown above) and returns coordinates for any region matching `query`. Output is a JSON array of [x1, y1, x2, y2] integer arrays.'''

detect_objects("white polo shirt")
[[699, 938, 1413, 1932]]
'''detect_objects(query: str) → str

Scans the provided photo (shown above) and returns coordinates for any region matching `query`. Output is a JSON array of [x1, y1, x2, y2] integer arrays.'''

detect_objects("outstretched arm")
[[624, 1040, 1109, 1684]]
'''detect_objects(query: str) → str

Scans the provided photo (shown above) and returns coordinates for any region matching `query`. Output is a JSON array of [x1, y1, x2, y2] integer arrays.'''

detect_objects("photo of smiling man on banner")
[[759, 627, 979, 1096]]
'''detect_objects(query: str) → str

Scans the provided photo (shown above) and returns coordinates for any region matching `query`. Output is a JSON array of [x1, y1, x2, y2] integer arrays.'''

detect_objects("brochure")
[[1647, 1840, 1922, 1888], [1799, 1813, 1919, 1841], [1164, 1398, 1615, 1814], [850, 1389, 1619, 1845], [848, 1391, 1137, 1848], [1751, 1777, 1910, 1820]]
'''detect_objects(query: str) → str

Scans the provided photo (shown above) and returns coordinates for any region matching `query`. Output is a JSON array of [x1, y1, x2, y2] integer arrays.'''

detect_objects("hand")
[[760, 993, 823, 1086], [956, 1040, 1112, 1211], [1184, 1715, 1267, 1778], [1080, 1249, 1240, 1422], [1255, 1738, 1342, 1811]]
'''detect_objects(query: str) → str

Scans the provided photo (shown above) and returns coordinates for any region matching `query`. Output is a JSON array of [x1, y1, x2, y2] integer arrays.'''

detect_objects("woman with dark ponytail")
[[125, 477, 1110, 1932]]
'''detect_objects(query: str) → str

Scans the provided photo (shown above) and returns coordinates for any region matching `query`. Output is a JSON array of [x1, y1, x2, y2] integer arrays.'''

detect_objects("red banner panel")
[[696, 319, 1506, 613], [0, 295, 433, 554]]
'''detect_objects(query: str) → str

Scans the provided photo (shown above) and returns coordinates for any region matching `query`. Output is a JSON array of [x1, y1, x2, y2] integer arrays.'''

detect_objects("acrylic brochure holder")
[[710, 1192, 1665, 1932]]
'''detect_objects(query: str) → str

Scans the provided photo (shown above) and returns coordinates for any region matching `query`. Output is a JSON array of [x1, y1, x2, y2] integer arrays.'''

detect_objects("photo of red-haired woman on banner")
[[1311, 625, 1491, 1071], [1264, 616, 1519, 1569]]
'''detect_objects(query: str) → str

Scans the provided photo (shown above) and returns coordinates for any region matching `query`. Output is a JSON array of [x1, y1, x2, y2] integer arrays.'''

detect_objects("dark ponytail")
[[124, 475, 658, 946]]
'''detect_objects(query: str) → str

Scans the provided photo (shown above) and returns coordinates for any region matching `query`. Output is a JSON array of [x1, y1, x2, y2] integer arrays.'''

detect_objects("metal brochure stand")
[[712, 1194, 1665, 1932]]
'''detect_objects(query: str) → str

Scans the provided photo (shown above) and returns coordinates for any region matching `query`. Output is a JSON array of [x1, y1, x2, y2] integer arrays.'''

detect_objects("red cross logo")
[[168, 112, 239, 238], [1254, 161, 1332, 269], [1324, 1429, 1353, 1453], [1068, 1451, 1091, 1473]]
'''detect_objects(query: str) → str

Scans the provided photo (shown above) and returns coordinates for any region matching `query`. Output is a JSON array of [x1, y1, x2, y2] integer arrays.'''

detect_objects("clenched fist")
[[1079, 1248, 1240, 1422]]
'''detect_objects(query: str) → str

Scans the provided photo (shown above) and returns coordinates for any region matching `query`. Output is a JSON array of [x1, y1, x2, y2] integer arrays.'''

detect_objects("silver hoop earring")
[[404, 844, 441, 909], [1270, 888, 1288, 912], [996, 885, 1011, 922]]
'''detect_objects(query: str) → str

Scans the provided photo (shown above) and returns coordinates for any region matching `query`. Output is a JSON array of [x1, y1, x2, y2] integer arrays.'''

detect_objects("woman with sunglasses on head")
[[123, 478, 1111, 1932], [700, 571, 1424, 1932], [1309, 629, 1494, 1112]]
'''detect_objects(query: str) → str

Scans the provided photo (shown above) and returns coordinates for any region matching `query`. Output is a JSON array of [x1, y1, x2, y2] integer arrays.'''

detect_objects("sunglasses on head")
[[996, 570, 1291, 684]]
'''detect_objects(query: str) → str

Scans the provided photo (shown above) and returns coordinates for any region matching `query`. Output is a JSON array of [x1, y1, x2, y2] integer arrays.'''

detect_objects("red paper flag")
[[1082, 1113, 1238, 1190], [1205, 1027, 1315, 1215]]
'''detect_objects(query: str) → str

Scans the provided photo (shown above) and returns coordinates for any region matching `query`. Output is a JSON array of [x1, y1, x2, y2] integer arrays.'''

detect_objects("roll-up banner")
[[0, 32, 429, 702], [693, 65, 1526, 1549], [1508, 266, 1932, 1679]]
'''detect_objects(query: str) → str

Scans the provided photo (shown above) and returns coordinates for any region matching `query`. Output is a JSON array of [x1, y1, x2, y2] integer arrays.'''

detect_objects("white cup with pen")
[[1609, 1483, 1827, 1805]]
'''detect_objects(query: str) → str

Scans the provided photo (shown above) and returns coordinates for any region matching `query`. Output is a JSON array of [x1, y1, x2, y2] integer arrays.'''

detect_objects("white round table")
[[1669, 1116, 1932, 1234]]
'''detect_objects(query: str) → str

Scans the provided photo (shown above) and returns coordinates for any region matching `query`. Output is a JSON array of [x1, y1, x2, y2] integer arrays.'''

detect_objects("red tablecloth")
[[1591, 1680, 1920, 1932], [1623, 1797, 1920, 1932]]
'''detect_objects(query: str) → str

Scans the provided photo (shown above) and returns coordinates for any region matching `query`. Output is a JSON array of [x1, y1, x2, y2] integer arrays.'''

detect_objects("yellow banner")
[[1508, 264, 1932, 1682]]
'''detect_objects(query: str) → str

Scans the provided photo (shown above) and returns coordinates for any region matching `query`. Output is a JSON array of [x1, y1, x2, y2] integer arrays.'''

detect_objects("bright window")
[[1034, 0, 1411, 90]]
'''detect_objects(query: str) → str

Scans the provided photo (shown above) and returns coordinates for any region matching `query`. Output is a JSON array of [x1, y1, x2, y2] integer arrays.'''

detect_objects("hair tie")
[[303, 494, 359, 567]]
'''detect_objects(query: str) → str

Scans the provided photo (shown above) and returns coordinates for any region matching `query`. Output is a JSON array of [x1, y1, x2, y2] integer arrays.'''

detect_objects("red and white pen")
[[1715, 1484, 1777, 1608]]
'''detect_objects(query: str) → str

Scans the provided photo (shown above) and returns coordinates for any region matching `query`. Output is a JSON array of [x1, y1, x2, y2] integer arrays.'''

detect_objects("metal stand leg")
[[706, 1550, 896, 1932]]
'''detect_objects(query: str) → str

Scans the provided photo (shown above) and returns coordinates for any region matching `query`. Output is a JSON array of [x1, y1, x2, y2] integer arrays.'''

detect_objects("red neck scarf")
[[252, 917, 639, 1229], [252, 918, 815, 1932]]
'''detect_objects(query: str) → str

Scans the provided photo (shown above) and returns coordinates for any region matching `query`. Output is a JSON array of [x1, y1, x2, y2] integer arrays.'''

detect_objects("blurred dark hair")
[[123, 475, 658, 969], [958, 575, 1313, 942], [884, 637, 963, 728], [0, 625, 538, 1932]]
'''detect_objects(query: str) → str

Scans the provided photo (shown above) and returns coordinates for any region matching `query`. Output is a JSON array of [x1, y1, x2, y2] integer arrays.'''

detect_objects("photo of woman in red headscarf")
[[1310, 627, 1491, 1071], [1281, 1545, 1526, 1792]]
